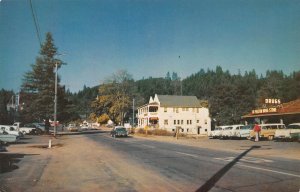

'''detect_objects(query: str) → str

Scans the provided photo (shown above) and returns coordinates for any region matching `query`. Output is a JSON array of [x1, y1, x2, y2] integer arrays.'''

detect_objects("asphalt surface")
[[88, 133, 300, 192], [0, 131, 299, 192]]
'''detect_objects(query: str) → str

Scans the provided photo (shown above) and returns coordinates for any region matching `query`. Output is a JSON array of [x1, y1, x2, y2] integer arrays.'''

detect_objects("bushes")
[[134, 128, 174, 136]]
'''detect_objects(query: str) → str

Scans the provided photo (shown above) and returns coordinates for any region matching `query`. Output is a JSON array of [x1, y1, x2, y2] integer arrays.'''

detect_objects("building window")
[[172, 129, 175, 132], [177, 120, 180, 124], [164, 107, 167, 112], [174, 120, 176, 125], [205, 119, 207, 124], [164, 120, 168, 125], [190, 120, 192, 124], [181, 128, 184, 132], [197, 120, 200, 123], [187, 128, 189, 132], [181, 120, 183, 124], [205, 129, 207, 132], [187, 120, 189, 125]]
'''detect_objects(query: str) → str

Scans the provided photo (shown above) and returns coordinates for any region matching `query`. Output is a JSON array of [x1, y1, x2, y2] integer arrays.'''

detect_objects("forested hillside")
[[1, 67, 299, 125]]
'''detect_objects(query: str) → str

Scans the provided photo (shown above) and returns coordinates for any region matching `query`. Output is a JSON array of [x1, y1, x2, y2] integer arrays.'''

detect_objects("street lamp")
[[54, 53, 66, 137]]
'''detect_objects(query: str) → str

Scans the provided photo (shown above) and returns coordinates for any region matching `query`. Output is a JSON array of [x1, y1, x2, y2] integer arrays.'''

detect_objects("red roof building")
[[242, 99, 300, 125]]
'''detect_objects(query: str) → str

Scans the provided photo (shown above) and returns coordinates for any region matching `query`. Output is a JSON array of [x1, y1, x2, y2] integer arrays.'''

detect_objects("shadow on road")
[[0, 153, 39, 174], [195, 145, 261, 192]]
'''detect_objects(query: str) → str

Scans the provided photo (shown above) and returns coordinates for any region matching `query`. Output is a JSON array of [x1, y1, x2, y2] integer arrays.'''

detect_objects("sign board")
[[252, 107, 277, 114], [265, 98, 281, 105]]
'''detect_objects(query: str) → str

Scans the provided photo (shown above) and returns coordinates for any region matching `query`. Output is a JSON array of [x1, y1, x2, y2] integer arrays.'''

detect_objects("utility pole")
[[54, 62, 58, 137], [53, 53, 66, 136], [132, 98, 135, 127]]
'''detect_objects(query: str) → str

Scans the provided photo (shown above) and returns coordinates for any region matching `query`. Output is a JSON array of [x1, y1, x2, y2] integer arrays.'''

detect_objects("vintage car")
[[0, 132, 20, 144], [221, 124, 244, 139], [237, 124, 254, 139], [274, 123, 300, 141], [209, 126, 228, 139], [111, 126, 128, 138], [19, 123, 43, 135], [249, 123, 286, 140], [67, 124, 78, 132], [0, 125, 23, 137]]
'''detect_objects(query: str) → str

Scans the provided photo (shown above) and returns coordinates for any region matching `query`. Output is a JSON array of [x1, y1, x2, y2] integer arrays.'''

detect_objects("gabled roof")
[[156, 94, 201, 107]]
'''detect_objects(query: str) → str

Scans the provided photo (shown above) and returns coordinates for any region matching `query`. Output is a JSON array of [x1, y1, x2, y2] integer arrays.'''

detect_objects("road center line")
[[176, 151, 198, 158], [237, 163, 300, 178]]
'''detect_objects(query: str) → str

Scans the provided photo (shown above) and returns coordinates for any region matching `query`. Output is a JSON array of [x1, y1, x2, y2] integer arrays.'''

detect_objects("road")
[[0, 132, 299, 192]]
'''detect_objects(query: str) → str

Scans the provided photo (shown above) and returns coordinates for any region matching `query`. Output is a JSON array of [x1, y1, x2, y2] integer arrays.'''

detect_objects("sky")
[[1, 0, 300, 93]]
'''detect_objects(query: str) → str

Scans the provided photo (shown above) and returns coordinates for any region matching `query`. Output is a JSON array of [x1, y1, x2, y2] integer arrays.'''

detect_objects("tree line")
[[1, 32, 299, 126]]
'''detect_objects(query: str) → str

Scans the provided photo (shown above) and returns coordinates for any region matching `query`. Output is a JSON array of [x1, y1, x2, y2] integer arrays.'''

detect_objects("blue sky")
[[1, 0, 300, 92]]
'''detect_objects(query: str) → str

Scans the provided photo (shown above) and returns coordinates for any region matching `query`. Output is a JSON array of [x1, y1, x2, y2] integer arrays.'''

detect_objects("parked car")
[[0, 132, 20, 144], [249, 123, 286, 140], [32, 123, 46, 132], [0, 125, 23, 137], [80, 122, 89, 131], [236, 124, 254, 139], [274, 123, 300, 141], [221, 124, 244, 139], [19, 123, 42, 135], [209, 126, 227, 139], [111, 126, 128, 137], [67, 124, 78, 132]]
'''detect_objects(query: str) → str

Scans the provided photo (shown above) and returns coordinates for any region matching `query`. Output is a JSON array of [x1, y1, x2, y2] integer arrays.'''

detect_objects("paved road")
[[88, 133, 300, 192], [0, 132, 299, 192]]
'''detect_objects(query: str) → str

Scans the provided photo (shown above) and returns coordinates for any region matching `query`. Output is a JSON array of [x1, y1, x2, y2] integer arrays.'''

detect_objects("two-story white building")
[[137, 94, 211, 135]]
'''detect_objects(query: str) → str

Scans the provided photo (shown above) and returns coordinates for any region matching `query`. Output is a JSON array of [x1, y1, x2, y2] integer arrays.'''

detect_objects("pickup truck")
[[13, 122, 44, 135]]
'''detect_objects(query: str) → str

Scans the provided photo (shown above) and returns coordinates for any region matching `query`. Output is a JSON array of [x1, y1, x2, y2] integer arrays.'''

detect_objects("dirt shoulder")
[[132, 134, 300, 160]]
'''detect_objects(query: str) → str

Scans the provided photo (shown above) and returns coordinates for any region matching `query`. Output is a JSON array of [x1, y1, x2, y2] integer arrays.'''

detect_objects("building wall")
[[137, 105, 211, 135], [157, 107, 211, 135]]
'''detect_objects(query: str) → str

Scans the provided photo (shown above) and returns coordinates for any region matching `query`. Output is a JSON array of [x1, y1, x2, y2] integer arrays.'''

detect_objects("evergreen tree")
[[20, 32, 68, 123]]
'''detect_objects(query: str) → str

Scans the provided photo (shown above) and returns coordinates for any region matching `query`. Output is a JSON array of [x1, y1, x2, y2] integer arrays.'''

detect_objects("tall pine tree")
[[20, 32, 67, 123]]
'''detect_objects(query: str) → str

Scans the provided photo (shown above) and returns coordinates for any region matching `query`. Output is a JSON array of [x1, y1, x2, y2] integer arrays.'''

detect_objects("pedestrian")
[[45, 118, 50, 134], [253, 122, 261, 142]]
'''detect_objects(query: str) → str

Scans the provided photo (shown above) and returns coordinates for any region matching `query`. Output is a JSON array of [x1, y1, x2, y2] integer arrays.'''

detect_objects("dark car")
[[111, 126, 128, 138]]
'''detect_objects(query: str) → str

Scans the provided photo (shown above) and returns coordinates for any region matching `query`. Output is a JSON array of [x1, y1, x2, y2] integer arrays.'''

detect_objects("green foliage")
[[0, 89, 15, 124], [70, 67, 300, 126], [98, 113, 110, 124], [20, 32, 70, 123], [92, 70, 134, 125]]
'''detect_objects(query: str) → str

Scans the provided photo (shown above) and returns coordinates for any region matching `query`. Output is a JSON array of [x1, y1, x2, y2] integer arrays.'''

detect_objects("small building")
[[137, 94, 211, 135], [242, 98, 300, 125]]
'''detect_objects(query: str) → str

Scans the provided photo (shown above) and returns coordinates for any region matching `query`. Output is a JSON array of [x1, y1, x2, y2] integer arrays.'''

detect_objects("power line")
[[29, 0, 42, 47]]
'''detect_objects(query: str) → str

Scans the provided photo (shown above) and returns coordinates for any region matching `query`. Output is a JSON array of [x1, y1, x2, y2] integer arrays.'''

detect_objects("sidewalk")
[[132, 134, 300, 160]]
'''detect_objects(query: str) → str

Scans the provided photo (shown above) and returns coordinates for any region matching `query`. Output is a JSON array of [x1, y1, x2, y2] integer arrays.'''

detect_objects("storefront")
[[242, 99, 300, 125]]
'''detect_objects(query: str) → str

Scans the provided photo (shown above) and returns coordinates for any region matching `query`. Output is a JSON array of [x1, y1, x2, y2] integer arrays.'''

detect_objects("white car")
[[236, 124, 254, 139], [0, 132, 20, 144], [0, 125, 23, 137], [209, 126, 227, 139], [274, 123, 300, 141], [221, 124, 244, 139], [19, 123, 42, 135]]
